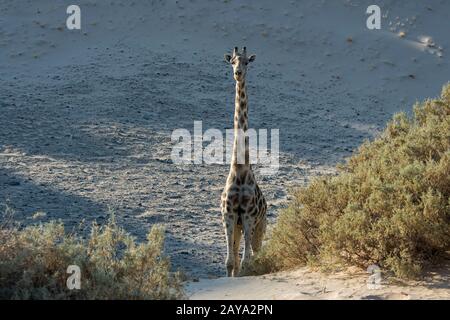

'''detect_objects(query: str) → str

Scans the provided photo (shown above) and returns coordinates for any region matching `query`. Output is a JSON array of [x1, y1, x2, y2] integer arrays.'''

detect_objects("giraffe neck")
[[231, 80, 250, 168]]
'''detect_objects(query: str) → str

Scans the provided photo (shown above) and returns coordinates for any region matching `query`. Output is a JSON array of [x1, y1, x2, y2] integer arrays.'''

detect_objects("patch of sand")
[[187, 262, 450, 300]]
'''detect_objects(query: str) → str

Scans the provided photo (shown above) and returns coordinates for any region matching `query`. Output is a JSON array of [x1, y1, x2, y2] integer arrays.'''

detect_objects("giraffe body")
[[221, 47, 267, 277]]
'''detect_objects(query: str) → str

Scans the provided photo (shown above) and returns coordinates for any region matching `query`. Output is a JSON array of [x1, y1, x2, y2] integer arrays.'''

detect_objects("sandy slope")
[[0, 0, 449, 286]]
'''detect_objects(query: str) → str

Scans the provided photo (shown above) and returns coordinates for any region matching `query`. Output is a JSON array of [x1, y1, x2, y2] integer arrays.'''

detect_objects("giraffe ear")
[[248, 54, 256, 63], [224, 54, 232, 63]]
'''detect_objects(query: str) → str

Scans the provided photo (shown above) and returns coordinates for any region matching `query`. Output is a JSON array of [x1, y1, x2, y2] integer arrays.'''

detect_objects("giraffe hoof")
[[226, 265, 233, 277]]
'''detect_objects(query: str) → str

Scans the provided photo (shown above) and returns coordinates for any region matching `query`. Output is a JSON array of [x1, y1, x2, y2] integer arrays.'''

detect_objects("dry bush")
[[253, 84, 450, 278], [0, 212, 183, 299]]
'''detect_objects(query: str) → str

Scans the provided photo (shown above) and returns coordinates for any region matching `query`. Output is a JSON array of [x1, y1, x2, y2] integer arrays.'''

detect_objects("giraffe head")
[[224, 47, 256, 82]]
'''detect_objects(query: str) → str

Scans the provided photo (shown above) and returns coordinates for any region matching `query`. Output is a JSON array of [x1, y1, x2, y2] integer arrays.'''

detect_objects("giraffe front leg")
[[240, 215, 255, 276], [223, 214, 236, 277], [232, 223, 242, 276], [251, 217, 267, 253]]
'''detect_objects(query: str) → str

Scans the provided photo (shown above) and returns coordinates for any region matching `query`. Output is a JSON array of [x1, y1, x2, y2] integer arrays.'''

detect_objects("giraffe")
[[221, 47, 267, 277]]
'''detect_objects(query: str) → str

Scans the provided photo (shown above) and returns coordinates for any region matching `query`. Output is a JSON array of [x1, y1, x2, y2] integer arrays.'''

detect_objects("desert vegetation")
[[0, 208, 183, 299], [252, 84, 450, 278]]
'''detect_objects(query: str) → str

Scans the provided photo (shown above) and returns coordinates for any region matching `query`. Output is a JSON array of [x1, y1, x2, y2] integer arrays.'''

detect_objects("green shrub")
[[254, 84, 450, 278], [0, 211, 183, 299]]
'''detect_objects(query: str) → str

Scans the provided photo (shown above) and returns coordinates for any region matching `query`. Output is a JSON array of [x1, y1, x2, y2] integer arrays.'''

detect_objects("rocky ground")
[[1, 0, 449, 280]]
